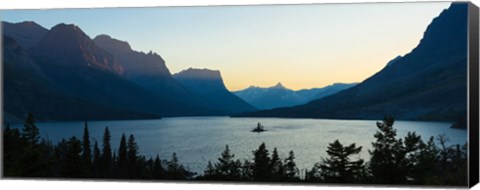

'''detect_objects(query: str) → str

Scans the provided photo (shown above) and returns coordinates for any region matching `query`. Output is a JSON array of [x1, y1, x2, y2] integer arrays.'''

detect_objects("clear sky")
[[1, 2, 451, 91]]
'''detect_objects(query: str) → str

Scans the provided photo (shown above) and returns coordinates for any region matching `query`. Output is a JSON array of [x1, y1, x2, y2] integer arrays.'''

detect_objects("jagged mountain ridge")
[[4, 23, 200, 119], [2, 21, 257, 121], [93, 35, 212, 111], [94, 34, 256, 115], [30, 23, 124, 75], [234, 82, 358, 110], [3, 35, 155, 122]]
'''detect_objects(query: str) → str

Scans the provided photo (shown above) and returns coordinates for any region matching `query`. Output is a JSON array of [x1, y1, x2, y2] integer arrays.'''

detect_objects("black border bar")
[[468, 1, 479, 188]]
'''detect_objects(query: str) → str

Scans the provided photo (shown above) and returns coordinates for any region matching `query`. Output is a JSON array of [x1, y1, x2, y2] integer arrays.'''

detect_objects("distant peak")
[[242, 83, 288, 90], [272, 82, 286, 89], [52, 23, 81, 30], [48, 23, 87, 38]]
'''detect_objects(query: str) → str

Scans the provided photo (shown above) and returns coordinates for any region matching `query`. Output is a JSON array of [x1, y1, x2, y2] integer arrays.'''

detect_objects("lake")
[[9, 117, 467, 175]]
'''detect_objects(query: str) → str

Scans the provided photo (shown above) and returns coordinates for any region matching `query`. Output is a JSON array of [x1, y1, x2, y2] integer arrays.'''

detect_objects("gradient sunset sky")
[[1, 2, 451, 91]]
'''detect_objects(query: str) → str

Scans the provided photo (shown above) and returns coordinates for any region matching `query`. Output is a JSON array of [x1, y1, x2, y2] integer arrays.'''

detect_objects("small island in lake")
[[252, 122, 267, 132]]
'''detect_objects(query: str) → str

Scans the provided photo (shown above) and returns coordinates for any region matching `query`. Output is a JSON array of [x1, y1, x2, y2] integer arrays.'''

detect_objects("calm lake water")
[[10, 117, 467, 175]]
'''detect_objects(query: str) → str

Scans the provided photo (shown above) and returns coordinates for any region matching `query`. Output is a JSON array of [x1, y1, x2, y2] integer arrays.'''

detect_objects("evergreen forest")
[[2, 114, 467, 186]]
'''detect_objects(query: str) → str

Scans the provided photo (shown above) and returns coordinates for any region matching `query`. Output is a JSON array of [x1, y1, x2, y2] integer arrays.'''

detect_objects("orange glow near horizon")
[[2, 2, 451, 91]]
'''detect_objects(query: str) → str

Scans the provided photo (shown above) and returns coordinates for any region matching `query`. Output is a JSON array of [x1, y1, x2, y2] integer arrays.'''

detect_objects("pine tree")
[[437, 134, 450, 166], [61, 137, 88, 177], [153, 155, 163, 179], [411, 136, 438, 184], [369, 116, 408, 184], [399, 132, 424, 184], [213, 145, 242, 180], [3, 124, 23, 176], [82, 121, 92, 165], [22, 112, 40, 145], [111, 151, 118, 178], [284, 150, 299, 181], [269, 148, 283, 181], [36, 138, 56, 176], [448, 143, 467, 186], [166, 152, 195, 180], [233, 159, 243, 179], [319, 140, 364, 183], [117, 134, 128, 178], [18, 113, 47, 177], [216, 145, 233, 175], [252, 142, 271, 181], [241, 159, 254, 180], [101, 127, 112, 177], [92, 141, 101, 177], [203, 161, 216, 179], [167, 152, 182, 179], [127, 134, 139, 178], [305, 163, 323, 182]]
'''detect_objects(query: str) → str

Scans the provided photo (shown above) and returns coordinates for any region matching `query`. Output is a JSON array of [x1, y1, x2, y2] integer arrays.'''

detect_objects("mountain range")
[[2, 2, 468, 123], [234, 82, 357, 110], [2, 21, 256, 122], [3, 34, 151, 122], [236, 3, 468, 122]]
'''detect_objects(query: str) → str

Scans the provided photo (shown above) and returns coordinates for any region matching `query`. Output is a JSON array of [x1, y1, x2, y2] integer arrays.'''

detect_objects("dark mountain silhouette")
[[3, 35, 155, 122], [234, 82, 357, 110], [173, 68, 257, 114], [30, 23, 124, 74], [92, 35, 208, 110], [236, 3, 468, 121], [93, 34, 170, 78], [27, 23, 211, 117], [2, 21, 49, 49]]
